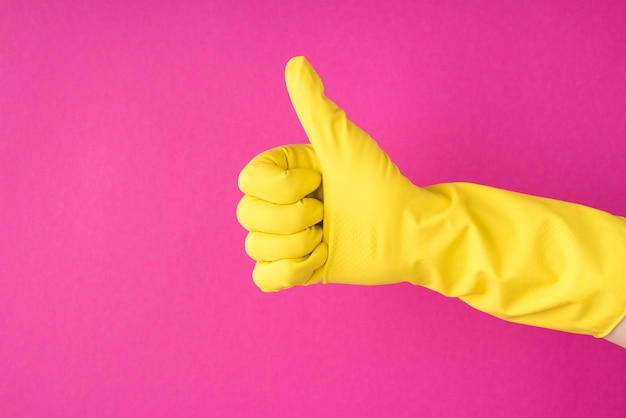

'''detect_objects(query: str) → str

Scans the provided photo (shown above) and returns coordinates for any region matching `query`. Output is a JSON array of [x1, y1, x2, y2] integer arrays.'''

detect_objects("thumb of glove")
[[286, 57, 447, 214], [285, 56, 391, 177]]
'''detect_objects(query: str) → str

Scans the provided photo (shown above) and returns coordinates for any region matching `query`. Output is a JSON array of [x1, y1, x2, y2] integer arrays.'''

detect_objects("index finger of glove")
[[238, 145, 321, 204]]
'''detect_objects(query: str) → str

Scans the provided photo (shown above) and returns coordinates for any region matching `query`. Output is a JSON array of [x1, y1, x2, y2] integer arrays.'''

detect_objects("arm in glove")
[[237, 56, 626, 338]]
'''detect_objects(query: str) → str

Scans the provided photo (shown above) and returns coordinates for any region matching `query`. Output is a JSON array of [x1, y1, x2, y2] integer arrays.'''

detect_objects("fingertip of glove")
[[285, 56, 322, 96], [251, 243, 328, 292], [285, 56, 307, 76], [235, 195, 248, 230], [237, 163, 253, 195]]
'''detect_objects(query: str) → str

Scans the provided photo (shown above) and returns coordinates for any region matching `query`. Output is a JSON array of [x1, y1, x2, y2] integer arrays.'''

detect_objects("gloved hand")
[[237, 56, 626, 337]]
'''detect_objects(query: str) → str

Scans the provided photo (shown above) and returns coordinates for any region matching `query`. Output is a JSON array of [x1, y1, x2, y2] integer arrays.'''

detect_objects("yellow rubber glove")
[[237, 56, 626, 338]]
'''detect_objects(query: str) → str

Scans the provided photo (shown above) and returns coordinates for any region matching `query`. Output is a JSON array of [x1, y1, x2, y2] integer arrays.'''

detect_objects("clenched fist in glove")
[[237, 56, 626, 343]]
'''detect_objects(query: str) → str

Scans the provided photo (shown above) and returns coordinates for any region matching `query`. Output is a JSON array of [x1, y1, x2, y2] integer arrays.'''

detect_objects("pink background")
[[2, 0, 626, 416]]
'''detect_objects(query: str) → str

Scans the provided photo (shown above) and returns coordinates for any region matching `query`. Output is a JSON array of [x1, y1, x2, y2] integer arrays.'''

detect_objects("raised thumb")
[[285, 56, 450, 215], [285, 56, 385, 166]]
